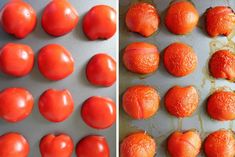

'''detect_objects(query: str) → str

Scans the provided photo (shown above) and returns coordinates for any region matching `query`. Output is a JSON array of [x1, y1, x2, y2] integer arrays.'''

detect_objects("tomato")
[[76, 135, 110, 157], [83, 5, 116, 40], [38, 44, 74, 81], [38, 89, 74, 122], [0, 0, 36, 38], [0, 132, 30, 157], [0, 43, 34, 77], [86, 53, 116, 87], [81, 96, 116, 129], [42, 0, 79, 36], [0, 87, 34, 123], [40, 133, 74, 157]]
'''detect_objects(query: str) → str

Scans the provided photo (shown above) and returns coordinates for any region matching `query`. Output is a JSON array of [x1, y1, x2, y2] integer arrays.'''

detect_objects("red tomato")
[[42, 0, 79, 36], [0, 0, 36, 38], [0, 88, 34, 123], [40, 133, 74, 157], [0, 132, 30, 157], [38, 44, 74, 81], [86, 53, 116, 87], [0, 43, 34, 77], [83, 5, 116, 40], [38, 89, 74, 122], [81, 96, 116, 129], [76, 135, 110, 157]]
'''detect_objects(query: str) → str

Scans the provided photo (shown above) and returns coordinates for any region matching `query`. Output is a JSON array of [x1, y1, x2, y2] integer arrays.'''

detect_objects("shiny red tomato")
[[42, 0, 79, 36], [0, 88, 34, 123], [83, 5, 116, 40], [0, 43, 34, 77], [38, 44, 74, 81], [86, 53, 116, 87], [40, 133, 74, 157], [0, 0, 36, 38], [81, 96, 116, 129], [38, 89, 74, 122], [76, 135, 110, 157], [0, 132, 30, 157]]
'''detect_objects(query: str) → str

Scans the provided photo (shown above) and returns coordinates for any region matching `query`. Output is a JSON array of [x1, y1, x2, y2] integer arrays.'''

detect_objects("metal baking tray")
[[119, 0, 235, 156], [0, 0, 117, 156]]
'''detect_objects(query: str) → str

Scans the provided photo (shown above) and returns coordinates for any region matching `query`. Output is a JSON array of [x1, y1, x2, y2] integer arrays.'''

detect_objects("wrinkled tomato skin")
[[0, 87, 34, 123], [0, 0, 37, 38], [83, 5, 116, 40], [0, 132, 30, 157]]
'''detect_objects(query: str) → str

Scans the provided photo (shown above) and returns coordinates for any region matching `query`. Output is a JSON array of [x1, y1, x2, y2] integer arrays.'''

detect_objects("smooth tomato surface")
[[40, 133, 74, 157], [83, 5, 116, 40], [38, 44, 74, 81], [0, 43, 34, 77], [0, 87, 34, 123], [76, 135, 110, 157], [0, 132, 30, 157], [38, 89, 74, 122], [0, 0, 36, 38], [81, 96, 116, 129], [42, 0, 79, 36]]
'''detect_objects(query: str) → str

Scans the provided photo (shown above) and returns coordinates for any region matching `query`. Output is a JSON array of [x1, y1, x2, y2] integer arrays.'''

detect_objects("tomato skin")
[[0, 132, 30, 157], [38, 89, 74, 123], [76, 135, 110, 157], [0, 43, 34, 77], [42, 0, 79, 37], [0, 0, 36, 38], [0, 87, 34, 123], [86, 53, 116, 87], [81, 96, 116, 129], [83, 5, 116, 40], [38, 44, 74, 81], [40, 133, 74, 157]]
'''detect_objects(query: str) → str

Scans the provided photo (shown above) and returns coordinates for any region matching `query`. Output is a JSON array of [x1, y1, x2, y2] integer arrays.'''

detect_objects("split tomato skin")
[[42, 0, 79, 37], [0, 0, 37, 38], [76, 135, 110, 157], [40, 133, 74, 157], [83, 5, 116, 40], [0, 132, 30, 157], [38, 89, 74, 123], [0, 43, 34, 77], [0, 87, 34, 123]]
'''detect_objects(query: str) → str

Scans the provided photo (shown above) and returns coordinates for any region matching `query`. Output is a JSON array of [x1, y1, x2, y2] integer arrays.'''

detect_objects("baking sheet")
[[0, 0, 117, 156], [119, 0, 235, 156]]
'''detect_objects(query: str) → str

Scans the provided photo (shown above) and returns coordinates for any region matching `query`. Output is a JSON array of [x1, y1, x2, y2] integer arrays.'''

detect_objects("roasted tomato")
[[164, 85, 199, 118], [86, 53, 116, 87], [38, 44, 74, 81], [120, 132, 156, 157], [83, 5, 116, 40], [0, 0, 36, 38], [122, 85, 160, 119], [123, 42, 160, 74], [167, 130, 201, 157], [125, 2, 160, 37], [40, 133, 74, 157], [204, 130, 235, 157], [207, 90, 235, 121], [163, 42, 198, 77], [0, 132, 30, 157], [38, 89, 74, 122], [205, 6, 235, 37], [0, 87, 34, 123], [0, 43, 34, 77], [209, 50, 235, 81], [165, 1, 199, 35], [76, 135, 110, 157], [42, 0, 79, 36], [81, 96, 116, 129]]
